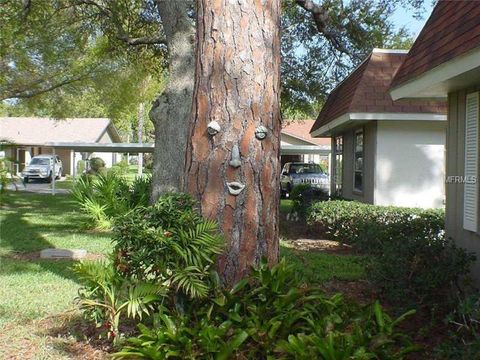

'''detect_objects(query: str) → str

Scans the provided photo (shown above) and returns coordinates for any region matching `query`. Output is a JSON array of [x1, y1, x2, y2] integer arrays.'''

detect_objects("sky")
[[390, 2, 435, 40]]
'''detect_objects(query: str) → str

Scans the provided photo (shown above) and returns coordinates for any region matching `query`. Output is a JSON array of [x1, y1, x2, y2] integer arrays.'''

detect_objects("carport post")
[[52, 147, 56, 196]]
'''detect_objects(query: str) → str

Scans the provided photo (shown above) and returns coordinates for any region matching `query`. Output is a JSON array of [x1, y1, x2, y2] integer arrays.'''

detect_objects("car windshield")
[[30, 158, 50, 165], [290, 163, 323, 174]]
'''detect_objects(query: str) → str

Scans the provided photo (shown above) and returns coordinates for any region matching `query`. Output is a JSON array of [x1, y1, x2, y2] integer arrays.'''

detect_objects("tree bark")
[[150, 1, 195, 201], [185, 0, 282, 285]]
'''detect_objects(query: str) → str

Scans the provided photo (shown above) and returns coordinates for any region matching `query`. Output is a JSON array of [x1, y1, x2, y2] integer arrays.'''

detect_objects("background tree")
[[282, 0, 417, 118], [1, 0, 426, 198], [0, 0, 165, 138], [185, 0, 281, 285], [149, 0, 195, 199]]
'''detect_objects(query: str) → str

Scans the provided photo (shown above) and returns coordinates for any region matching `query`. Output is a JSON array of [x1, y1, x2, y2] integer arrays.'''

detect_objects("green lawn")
[[280, 199, 294, 214], [0, 192, 112, 330], [123, 164, 151, 183], [280, 240, 367, 283]]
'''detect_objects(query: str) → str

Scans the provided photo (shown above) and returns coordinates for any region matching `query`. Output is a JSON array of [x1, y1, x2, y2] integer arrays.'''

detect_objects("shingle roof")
[[310, 49, 447, 133], [0, 117, 120, 145], [282, 120, 330, 146], [391, 0, 480, 89]]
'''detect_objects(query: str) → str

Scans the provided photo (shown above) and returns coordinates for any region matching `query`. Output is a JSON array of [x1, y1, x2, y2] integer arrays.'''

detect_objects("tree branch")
[[116, 33, 167, 46], [0, 73, 87, 101], [295, 0, 351, 56]]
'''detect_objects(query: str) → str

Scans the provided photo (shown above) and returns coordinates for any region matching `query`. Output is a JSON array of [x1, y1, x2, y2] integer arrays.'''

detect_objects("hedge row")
[[307, 201, 474, 307]]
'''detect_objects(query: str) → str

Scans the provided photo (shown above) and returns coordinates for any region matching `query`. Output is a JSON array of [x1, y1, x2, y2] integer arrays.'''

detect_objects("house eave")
[[391, 47, 480, 100], [310, 112, 447, 137]]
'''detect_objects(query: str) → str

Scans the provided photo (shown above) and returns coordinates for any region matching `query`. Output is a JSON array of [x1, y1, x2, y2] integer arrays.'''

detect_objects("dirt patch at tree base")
[[287, 238, 354, 254], [0, 311, 111, 360]]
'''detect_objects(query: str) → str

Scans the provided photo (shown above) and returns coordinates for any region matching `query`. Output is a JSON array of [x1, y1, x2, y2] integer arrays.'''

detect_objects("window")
[[290, 163, 324, 174], [353, 129, 364, 192], [334, 136, 343, 194]]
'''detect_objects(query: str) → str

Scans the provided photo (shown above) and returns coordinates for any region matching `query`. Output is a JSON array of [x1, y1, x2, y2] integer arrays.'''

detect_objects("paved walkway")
[[6, 178, 70, 195]]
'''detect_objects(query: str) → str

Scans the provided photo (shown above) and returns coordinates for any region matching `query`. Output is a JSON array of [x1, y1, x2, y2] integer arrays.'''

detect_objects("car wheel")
[[24, 177, 29, 184], [47, 173, 52, 183]]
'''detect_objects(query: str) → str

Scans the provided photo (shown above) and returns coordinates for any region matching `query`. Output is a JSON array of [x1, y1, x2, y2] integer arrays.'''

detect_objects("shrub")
[[114, 259, 419, 359], [307, 201, 475, 307], [110, 159, 129, 176], [112, 193, 224, 299], [89, 157, 106, 174], [72, 172, 151, 230], [289, 184, 329, 219], [76, 159, 86, 174]]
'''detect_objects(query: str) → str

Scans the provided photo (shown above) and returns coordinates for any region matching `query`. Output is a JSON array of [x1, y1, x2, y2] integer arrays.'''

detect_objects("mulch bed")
[[287, 238, 353, 255]]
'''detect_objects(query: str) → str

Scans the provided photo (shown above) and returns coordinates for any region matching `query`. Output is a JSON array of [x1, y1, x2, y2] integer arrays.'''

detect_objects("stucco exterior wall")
[[337, 122, 376, 204], [446, 87, 480, 284], [375, 121, 446, 208]]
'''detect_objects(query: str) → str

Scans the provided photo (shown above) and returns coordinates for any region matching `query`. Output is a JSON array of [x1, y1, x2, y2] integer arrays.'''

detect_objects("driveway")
[[6, 178, 70, 195]]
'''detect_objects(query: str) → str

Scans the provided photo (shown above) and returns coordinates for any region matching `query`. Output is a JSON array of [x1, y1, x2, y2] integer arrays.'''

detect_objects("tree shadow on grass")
[[0, 192, 110, 284]]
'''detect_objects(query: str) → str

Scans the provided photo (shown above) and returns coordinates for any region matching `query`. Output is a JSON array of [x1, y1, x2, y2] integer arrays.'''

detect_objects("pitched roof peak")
[[310, 51, 446, 134]]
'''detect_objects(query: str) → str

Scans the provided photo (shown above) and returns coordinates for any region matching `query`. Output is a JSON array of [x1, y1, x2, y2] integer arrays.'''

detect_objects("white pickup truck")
[[21, 155, 63, 183]]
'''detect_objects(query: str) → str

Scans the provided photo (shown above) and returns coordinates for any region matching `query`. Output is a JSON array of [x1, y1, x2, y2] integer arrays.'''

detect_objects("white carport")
[[43, 142, 154, 195]]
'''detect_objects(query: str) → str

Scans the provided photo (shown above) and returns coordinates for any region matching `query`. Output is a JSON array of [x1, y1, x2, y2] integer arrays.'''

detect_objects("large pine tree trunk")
[[150, 1, 195, 201], [185, 0, 281, 285]]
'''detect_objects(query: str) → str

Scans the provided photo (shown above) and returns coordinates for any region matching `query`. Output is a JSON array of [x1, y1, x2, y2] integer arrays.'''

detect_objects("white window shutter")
[[464, 92, 479, 232]]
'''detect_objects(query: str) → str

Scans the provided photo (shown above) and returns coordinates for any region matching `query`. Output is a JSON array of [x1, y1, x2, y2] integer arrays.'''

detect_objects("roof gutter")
[[310, 112, 447, 137]]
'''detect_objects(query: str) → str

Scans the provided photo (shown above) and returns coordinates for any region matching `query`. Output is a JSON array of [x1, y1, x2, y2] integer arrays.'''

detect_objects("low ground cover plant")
[[307, 201, 475, 308], [112, 192, 224, 299], [114, 259, 419, 359], [75, 193, 419, 359], [436, 295, 480, 359]]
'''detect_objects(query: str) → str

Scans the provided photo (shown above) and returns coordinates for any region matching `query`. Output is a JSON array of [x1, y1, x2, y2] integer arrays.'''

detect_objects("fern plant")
[[71, 172, 151, 230], [112, 193, 224, 300], [74, 259, 167, 343]]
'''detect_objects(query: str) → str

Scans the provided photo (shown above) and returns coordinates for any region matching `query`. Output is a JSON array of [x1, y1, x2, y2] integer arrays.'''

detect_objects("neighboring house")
[[0, 117, 122, 175], [389, 1, 480, 281], [281, 119, 330, 168], [310, 49, 447, 208]]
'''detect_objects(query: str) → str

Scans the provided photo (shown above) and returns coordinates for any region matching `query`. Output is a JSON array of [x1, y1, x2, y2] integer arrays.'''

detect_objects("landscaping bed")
[[1, 193, 477, 358], [0, 192, 371, 358]]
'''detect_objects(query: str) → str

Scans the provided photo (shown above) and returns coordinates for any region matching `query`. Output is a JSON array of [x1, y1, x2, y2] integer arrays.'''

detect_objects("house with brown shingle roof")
[[310, 48, 447, 208], [0, 117, 121, 175], [389, 0, 480, 282]]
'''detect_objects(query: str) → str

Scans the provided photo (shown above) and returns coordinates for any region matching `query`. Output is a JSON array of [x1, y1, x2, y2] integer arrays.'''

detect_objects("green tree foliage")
[[1, 0, 425, 121], [0, 0, 165, 138], [281, 0, 421, 117]]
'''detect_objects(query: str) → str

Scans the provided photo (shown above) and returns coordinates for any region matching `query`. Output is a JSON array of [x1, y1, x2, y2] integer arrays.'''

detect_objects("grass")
[[280, 199, 294, 214], [123, 164, 151, 183], [0, 192, 112, 332], [280, 240, 367, 283], [52, 178, 74, 190]]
